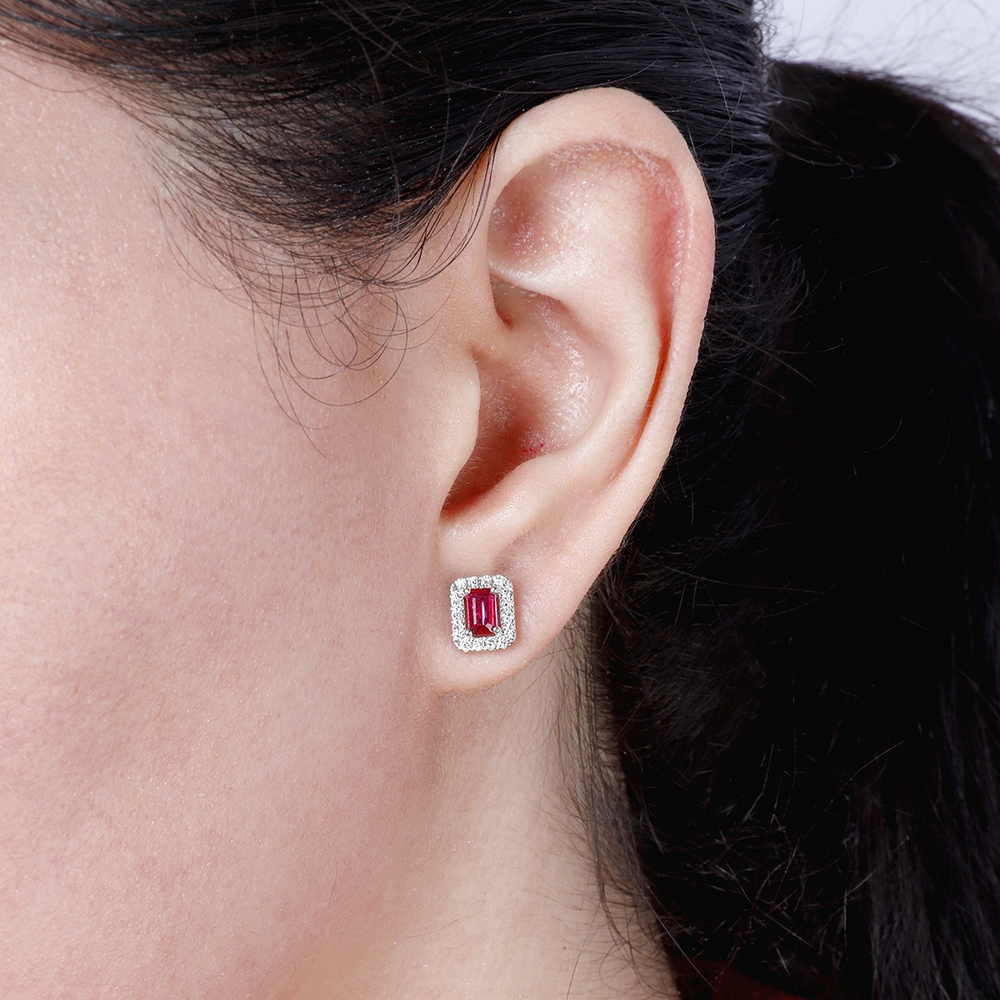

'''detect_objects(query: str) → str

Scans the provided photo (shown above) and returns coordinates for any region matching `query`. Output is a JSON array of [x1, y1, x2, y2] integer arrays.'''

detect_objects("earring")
[[450, 574, 516, 651]]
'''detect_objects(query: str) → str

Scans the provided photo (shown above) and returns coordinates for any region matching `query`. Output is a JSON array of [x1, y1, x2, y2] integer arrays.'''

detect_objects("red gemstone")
[[465, 587, 500, 637]]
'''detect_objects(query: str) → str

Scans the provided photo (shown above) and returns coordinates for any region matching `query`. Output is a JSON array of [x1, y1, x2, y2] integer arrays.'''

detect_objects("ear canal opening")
[[443, 281, 550, 514], [443, 279, 606, 516]]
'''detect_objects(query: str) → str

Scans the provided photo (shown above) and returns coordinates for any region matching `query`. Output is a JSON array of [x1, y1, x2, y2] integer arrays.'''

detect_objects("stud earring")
[[450, 574, 516, 651]]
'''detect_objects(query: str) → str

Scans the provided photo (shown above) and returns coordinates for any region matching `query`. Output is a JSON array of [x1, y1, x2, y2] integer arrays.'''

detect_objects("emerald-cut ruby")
[[464, 587, 500, 637]]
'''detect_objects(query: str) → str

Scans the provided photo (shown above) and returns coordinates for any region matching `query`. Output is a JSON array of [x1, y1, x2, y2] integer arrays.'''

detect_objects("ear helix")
[[450, 575, 516, 651]]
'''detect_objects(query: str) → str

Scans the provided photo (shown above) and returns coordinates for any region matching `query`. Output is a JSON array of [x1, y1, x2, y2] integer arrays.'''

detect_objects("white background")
[[765, 0, 1000, 120]]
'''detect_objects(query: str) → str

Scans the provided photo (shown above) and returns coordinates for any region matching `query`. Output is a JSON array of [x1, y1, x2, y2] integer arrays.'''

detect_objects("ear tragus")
[[443, 277, 607, 512]]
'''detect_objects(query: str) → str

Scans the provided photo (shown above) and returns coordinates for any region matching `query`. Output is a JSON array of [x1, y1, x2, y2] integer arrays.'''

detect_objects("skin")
[[0, 47, 714, 1000]]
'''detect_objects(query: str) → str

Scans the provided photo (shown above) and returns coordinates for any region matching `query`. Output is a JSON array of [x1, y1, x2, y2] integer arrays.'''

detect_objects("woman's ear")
[[420, 88, 714, 692]]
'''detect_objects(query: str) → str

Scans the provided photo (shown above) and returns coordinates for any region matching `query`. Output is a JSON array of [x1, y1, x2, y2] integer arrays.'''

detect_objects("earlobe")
[[425, 88, 714, 692]]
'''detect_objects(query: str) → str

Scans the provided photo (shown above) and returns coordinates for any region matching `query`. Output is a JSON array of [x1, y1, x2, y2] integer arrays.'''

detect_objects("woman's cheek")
[[0, 70, 427, 995]]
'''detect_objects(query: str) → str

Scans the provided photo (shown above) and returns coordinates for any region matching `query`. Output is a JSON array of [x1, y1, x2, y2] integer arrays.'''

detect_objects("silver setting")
[[450, 574, 516, 652]]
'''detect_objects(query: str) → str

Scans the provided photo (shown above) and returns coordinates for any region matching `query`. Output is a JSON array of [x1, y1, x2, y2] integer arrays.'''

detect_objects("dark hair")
[[5, 3, 1000, 999], [596, 63, 1000, 1000]]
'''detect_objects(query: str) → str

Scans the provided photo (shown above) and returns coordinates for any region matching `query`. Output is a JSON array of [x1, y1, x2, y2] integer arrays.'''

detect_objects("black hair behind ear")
[[595, 64, 1000, 1000]]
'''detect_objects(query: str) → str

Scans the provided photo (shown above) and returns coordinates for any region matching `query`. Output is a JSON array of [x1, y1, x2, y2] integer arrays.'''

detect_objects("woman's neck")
[[292, 649, 674, 1000]]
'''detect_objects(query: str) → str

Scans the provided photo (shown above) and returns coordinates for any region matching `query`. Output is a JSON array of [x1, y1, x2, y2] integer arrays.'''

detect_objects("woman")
[[0, 2, 998, 998]]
